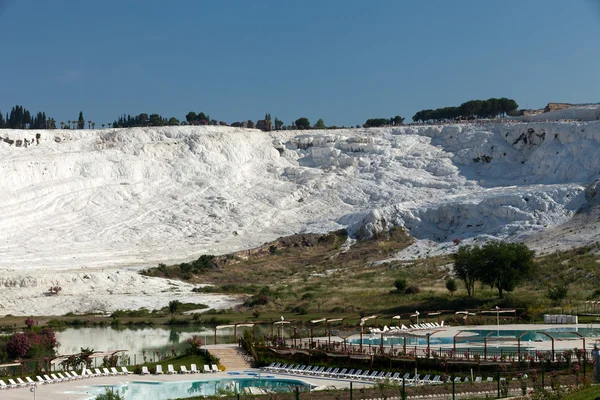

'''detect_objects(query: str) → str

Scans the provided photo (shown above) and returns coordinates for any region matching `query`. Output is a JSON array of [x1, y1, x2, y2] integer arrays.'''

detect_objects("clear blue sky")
[[1, 0, 599, 127]]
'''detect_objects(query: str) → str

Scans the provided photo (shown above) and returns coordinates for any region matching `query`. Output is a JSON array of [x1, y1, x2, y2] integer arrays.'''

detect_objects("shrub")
[[445, 279, 457, 294], [547, 284, 568, 304], [405, 286, 421, 295], [95, 388, 125, 400], [6, 333, 31, 358], [394, 279, 408, 292], [292, 306, 308, 315], [187, 335, 204, 355]]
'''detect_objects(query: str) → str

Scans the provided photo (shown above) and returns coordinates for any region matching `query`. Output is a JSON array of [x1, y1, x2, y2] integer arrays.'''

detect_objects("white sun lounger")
[[211, 364, 219, 373], [181, 365, 190, 374], [121, 366, 132, 374], [141, 366, 150, 375], [17, 377, 31, 387], [190, 364, 200, 373], [167, 365, 177, 374], [8, 379, 24, 388], [56, 373, 69, 381], [204, 364, 212, 373], [155, 365, 164, 374], [25, 377, 36, 385]]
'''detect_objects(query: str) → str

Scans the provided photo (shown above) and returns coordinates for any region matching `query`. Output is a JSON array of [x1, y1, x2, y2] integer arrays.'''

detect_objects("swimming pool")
[[350, 327, 599, 347], [81, 378, 312, 400]]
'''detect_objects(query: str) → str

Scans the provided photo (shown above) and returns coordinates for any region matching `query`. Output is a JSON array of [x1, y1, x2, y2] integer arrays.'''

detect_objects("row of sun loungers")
[[141, 364, 219, 375], [261, 364, 444, 384], [369, 322, 445, 334], [0, 367, 134, 389], [0, 363, 222, 389], [261, 363, 503, 385]]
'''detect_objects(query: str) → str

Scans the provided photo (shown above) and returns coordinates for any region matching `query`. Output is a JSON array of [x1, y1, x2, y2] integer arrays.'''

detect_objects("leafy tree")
[[547, 283, 568, 305], [168, 300, 181, 316], [364, 118, 389, 127], [445, 278, 457, 295], [264, 113, 271, 121], [478, 241, 534, 298], [168, 117, 180, 126], [295, 117, 310, 129], [392, 115, 405, 125], [185, 112, 197, 123], [314, 118, 326, 129], [274, 117, 284, 130], [88, 120, 92, 129], [149, 114, 165, 126], [452, 245, 485, 297], [77, 111, 85, 129]]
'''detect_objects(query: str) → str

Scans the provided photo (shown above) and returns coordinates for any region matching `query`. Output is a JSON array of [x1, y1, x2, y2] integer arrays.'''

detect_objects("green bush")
[[394, 279, 407, 292]]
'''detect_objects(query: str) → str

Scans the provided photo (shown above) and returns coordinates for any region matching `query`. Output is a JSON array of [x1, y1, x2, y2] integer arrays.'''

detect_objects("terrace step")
[[207, 345, 253, 371]]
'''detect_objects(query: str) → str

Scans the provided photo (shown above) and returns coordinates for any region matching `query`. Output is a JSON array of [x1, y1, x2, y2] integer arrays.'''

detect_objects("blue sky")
[[1, 0, 599, 127]]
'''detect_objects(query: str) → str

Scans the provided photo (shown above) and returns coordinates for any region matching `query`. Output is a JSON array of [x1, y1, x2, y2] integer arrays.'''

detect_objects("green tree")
[[314, 118, 326, 129], [546, 283, 568, 305], [77, 112, 85, 129], [452, 245, 485, 297], [392, 115, 405, 125], [295, 117, 310, 129], [168, 117, 180, 126], [445, 278, 457, 295], [168, 300, 181, 316], [274, 117, 284, 130], [186, 112, 197, 123], [479, 241, 534, 298]]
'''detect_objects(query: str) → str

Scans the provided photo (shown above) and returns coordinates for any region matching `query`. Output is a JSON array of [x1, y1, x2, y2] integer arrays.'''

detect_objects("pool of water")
[[350, 327, 599, 347], [82, 378, 311, 400]]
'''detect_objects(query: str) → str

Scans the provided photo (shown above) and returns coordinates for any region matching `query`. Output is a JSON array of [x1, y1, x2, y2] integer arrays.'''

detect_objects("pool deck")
[[4, 323, 600, 399], [344, 323, 600, 351], [1, 369, 375, 400]]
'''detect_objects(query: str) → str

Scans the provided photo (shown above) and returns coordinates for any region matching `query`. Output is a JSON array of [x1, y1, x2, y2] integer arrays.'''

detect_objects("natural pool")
[[53, 325, 269, 363], [79, 378, 311, 400]]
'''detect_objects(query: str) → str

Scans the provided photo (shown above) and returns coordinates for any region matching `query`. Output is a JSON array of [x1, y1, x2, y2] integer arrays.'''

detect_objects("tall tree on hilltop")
[[295, 117, 310, 129], [274, 117, 283, 130], [77, 112, 85, 129]]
